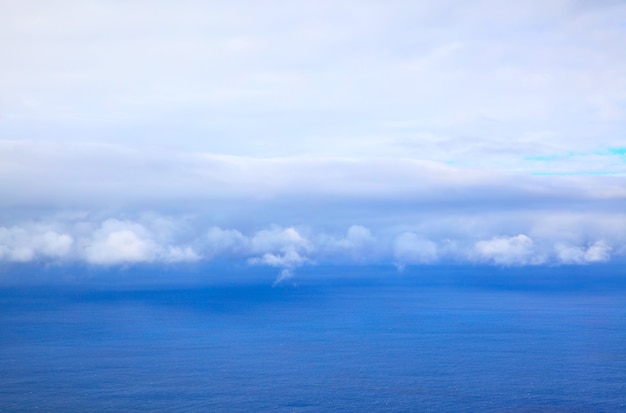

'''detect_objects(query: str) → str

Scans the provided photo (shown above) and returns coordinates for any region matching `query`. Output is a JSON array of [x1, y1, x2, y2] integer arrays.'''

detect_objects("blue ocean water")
[[1, 267, 626, 412]]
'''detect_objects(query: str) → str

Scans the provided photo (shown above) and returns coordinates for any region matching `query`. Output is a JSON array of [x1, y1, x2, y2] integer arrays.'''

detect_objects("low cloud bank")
[[1, 213, 624, 284], [1, 141, 625, 210]]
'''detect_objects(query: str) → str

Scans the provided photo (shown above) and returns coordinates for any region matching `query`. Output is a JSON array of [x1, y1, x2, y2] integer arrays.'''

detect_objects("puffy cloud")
[[393, 232, 438, 267], [205, 226, 312, 262], [343, 225, 375, 246], [0, 228, 34, 262], [249, 248, 309, 268], [205, 225, 312, 284], [205, 227, 249, 257], [80, 218, 199, 265], [555, 241, 612, 264], [83, 219, 158, 264], [586, 241, 613, 263], [249, 227, 311, 256], [242, 227, 311, 268], [37, 231, 74, 258], [473, 234, 544, 266], [204, 225, 381, 275], [314, 225, 378, 263], [163, 246, 200, 263], [0, 226, 73, 262]]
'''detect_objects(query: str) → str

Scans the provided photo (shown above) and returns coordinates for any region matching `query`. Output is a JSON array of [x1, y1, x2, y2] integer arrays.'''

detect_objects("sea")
[[1, 265, 625, 412]]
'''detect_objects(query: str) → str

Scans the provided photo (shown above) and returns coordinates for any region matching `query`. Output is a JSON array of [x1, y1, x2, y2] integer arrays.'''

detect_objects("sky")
[[1, 0, 625, 283]]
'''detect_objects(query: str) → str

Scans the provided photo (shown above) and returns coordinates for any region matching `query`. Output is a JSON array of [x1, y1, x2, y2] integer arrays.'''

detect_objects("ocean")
[[1, 266, 625, 411]]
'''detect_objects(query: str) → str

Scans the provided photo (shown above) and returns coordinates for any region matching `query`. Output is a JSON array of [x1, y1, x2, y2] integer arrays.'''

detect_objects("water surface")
[[1, 268, 625, 411]]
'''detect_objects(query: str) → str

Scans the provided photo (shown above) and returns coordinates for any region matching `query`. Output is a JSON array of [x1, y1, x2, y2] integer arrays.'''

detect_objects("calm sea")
[[1, 267, 625, 412]]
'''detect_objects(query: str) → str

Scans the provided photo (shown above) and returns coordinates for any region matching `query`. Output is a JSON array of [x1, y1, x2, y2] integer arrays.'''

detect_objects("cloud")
[[205, 227, 249, 257], [393, 232, 438, 267], [314, 225, 378, 263], [0, 225, 73, 262], [555, 241, 612, 264], [37, 231, 74, 258], [473, 234, 545, 266], [1, 141, 624, 214], [272, 268, 295, 287], [82, 219, 199, 265], [343, 225, 375, 246], [1, 1, 625, 169], [248, 227, 311, 257], [249, 248, 309, 268], [244, 227, 312, 274], [165, 245, 200, 263], [204, 225, 313, 284], [83, 219, 158, 264]]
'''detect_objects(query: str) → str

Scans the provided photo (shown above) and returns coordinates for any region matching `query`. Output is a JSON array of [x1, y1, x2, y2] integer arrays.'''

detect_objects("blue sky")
[[1, 1, 625, 283]]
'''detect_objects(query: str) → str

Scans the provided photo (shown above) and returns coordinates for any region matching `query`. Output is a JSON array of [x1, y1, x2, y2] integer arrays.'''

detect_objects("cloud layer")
[[1, 212, 624, 284], [0, 141, 624, 210], [1, 1, 625, 171]]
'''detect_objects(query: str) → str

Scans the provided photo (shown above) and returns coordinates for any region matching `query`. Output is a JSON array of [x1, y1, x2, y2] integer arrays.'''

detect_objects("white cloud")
[[473, 234, 545, 266], [314, 225, 378, 262], [81, 218, 199, 265], [0, 226, 73, 262], [83, 220, 157, 265], [272, 268, 295, 287], [249, 227, 311, 256], [245, 227, 312, 270], [165, 245, 200, 263], [334, 225, 376, 251], [555, 241, 612, 264], [35, 231, 73, 258], [205, 227, 249, 257], [249, 248, 309, 268], [393, 232, 438, 266], [586, 241, 613, 262], [0, 227, 34, 262], [204, 225, 313, 284]]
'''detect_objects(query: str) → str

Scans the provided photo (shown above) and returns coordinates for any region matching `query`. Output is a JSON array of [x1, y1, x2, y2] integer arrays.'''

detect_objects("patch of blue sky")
[[530, 170, 624, 176], [523, 149, 626, 174], [523, 154, 569, 162], [607, 147, 626, 156], [524, 150, 621, 162]]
